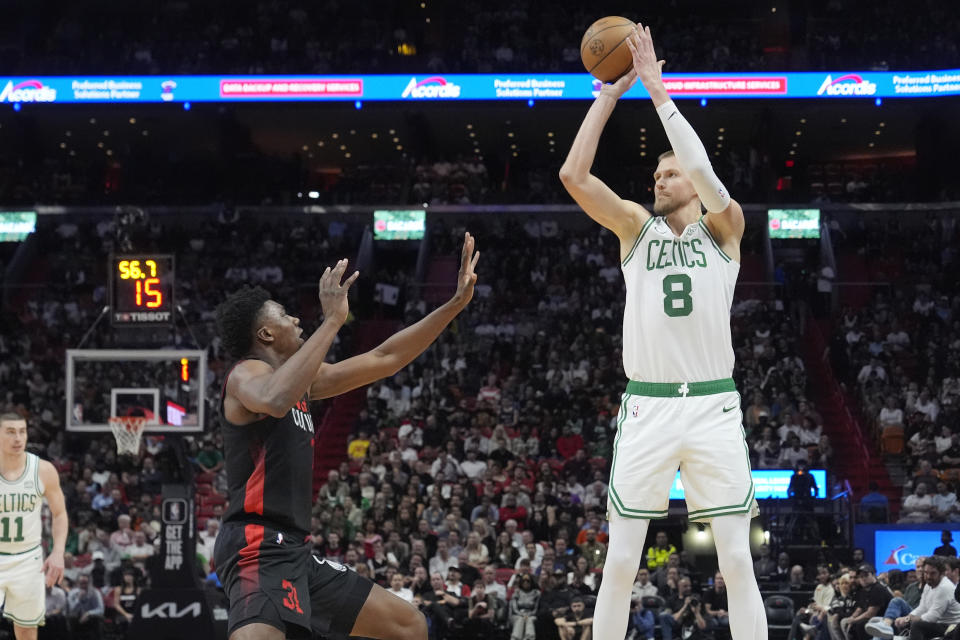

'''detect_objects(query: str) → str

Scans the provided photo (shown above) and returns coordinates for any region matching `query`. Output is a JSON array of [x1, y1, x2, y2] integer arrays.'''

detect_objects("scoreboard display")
[[110, 255, 175, 326]]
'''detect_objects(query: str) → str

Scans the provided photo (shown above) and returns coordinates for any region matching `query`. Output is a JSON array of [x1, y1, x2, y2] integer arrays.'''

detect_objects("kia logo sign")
[[141, 602, 202, 619], [817, 74, 877, 96], [401, 76, 461, 98]]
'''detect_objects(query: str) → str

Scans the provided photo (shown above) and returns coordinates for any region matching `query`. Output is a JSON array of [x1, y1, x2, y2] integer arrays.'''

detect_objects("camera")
[[689, 596, 700, 607]]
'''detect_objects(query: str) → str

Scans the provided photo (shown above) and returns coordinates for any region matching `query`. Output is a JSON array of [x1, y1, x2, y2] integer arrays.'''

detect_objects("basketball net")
[[109, 416, 149, 456]]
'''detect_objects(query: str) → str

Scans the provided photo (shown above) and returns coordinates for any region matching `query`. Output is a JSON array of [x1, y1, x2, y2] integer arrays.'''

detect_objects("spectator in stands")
[[841, 564, 892, 640], [866, 555, 960, 639], [464, 580, 499, 639], [445, 565, 470, 597], [67, 573, 105, 640], [789, 565, 808, 590], [430, 539, 459, 577], [660, 577, 708, 640], [753, 544, 777, 578], [347, 430, 371, 459], [482, 565, 507, 602], [317, 470, 350, 507], [934, 531, 957, 557], [45, 582, 70, 637], [555, 596, 593, 640], [388, 572, 415, 603], [578, 528, 606, 570], [788, 460, 819, 502], [780, 433, 810, 468], [791, 564, 835, 640], [702, 571, 729, 635], [860, 482, 891, 522], [195, 438, 224, 473], [769, 551, 792, 587], [933, 485, 960, 522], [900, 483, 935, 523], [646, 531, 676, 570], [509, 573, 539, 640], [826, 573, 858, 640], [422, 571, 468, 640]]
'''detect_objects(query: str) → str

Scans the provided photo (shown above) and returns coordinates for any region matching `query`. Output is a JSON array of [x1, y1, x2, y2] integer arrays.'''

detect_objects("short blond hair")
[[658, 150, 676, 163]]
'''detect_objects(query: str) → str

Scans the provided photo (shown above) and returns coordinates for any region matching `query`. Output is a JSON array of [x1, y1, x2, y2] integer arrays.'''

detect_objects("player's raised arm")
[[627, 23, 744, 253], [221, 261, 358, 419], [309, 232, 479, 400], [559, 71, 650, 250], [39, 459, 67, 587]]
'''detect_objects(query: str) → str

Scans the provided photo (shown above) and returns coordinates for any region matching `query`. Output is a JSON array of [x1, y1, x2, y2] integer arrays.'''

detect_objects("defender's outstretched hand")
[[451, 232, 480, 308], [318, 259, 359, 325]]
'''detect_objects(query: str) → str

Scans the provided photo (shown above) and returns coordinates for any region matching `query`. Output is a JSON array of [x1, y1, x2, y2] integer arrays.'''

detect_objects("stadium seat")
[[764, 595, 794, 639], [881, 425, 905, 455], [195, 472, 216, 484], [196, 483, 213, 496], [495, 568, 515, 585]]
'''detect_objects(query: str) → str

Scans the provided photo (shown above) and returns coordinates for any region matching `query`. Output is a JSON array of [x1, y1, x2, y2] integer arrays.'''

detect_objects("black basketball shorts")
[[214, 522, 372, 638]]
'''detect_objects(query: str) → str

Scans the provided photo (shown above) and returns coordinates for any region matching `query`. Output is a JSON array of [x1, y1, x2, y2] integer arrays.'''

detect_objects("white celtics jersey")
[[621, 216, 739, 382], [0, 453, 45, 554]]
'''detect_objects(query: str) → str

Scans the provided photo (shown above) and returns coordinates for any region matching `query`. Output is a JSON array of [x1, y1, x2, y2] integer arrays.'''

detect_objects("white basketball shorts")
[[608, 378, 759, 522], [0, 546, 45, 627]]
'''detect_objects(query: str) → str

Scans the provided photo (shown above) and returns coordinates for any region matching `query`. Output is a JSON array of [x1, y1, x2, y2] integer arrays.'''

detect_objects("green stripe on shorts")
[[625, 378, 735, 398]]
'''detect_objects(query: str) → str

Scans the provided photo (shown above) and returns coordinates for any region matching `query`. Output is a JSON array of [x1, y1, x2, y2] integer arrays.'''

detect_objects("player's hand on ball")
[[43, 550, 65, 587], [600, 68, 638, 99], [318, 259, 359, 325], [626, 23, 666, 90], [451, 232, 480, 308]]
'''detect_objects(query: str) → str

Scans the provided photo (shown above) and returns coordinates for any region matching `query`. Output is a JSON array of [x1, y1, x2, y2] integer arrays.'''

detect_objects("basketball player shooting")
[[0, 414, 68, 640], [559, 25, 767, 640], [214, 233, 479, 640]]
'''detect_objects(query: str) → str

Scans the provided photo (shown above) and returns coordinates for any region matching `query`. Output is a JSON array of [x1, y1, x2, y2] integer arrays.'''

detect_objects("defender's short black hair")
[[216, 285, 272, 359]]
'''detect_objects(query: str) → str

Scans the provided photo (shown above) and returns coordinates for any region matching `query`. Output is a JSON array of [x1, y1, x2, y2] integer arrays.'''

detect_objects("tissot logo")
[[401, 76, 461, 98], [140, 602, 202, 618], [817, 74, 877, 96]]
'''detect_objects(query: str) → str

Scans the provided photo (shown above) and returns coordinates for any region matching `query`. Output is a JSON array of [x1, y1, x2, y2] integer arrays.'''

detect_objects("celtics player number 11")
[[560, 22, 767, 640], [0, 413, 68, 640]]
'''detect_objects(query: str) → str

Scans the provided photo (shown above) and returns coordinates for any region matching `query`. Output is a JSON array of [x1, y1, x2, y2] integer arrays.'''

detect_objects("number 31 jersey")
[[621, 215, 739, 383], [0, 453, 44, 554]]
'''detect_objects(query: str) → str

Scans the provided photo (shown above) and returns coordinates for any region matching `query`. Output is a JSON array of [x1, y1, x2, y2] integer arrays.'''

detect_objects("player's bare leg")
[[593, 513, 651, 639], [711, 513, 768, 638], [349, 583, 427, 640], [229, 622, 285, 640], [12, 625, 37, 640]]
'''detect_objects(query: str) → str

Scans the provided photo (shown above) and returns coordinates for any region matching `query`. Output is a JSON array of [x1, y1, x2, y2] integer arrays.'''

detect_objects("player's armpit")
[[559, 173, 650, 247], [228, 359, 290, 419]]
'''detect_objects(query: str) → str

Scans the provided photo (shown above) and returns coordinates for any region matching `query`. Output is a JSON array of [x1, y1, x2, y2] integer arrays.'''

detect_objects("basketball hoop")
[[109, 416, 149, 456]]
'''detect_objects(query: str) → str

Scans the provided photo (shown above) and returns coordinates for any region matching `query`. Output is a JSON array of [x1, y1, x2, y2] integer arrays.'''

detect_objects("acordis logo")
[[817, 74, 877, 96], [0, 79, 57, 103], [401, 76, 461, 99]]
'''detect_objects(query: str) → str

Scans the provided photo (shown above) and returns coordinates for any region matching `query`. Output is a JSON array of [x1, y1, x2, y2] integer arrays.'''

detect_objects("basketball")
[[580, 16, 636, 83]]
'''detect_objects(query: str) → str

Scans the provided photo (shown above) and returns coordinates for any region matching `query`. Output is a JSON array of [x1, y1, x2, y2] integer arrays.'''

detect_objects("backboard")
[[65, 349, 207, 433]]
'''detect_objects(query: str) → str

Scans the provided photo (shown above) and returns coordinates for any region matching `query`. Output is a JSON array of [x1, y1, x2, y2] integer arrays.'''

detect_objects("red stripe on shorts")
[[238, 524, 265, 599]]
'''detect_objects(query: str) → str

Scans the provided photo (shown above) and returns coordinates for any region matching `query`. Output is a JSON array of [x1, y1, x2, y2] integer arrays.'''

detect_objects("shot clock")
[[110, 254, 175, 326]]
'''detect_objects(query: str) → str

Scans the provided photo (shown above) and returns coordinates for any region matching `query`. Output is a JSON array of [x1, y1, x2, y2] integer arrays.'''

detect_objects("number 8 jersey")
[[621, 215, 738, 383], [0, 453, 44, 555]]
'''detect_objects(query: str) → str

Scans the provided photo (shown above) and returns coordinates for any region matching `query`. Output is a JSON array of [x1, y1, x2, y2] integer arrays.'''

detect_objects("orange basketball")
[[580, 16, 636, 83]]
